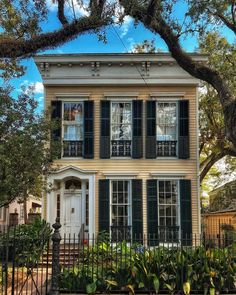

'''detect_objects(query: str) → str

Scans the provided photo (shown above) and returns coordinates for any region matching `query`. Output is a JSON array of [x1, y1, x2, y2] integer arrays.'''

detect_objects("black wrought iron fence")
[[0, 221, 51, 295], [1, 219, 236, 295]]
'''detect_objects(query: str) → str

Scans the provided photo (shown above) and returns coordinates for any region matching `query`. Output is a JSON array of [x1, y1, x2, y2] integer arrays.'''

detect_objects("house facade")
[[35, 53, 206, 244]]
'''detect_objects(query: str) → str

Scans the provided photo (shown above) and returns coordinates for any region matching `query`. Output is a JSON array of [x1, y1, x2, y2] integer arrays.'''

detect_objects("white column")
[[88, 175, 95, 238], [81, 180, 86, 226]]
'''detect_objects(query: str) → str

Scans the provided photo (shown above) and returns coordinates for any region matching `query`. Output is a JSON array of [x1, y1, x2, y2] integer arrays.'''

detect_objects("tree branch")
[[200, 151, 226, 183], [58, 0, 69, 26], [214, 12, 236, 35], [0, 15, 109, 58], [120, 0, 236, 148]]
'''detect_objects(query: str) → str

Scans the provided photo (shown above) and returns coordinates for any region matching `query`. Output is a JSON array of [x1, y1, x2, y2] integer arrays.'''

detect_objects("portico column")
[[88, 175, 95, 238], [81, 181, 86, 226]]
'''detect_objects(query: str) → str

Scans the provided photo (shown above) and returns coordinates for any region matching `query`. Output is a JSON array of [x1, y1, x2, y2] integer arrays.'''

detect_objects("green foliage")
[[59, 241, 236, 294], [132, 39, 157, 53], [199, 32, 236, 187], [0, 218, 51, 266], [0, 85, 59, 207]]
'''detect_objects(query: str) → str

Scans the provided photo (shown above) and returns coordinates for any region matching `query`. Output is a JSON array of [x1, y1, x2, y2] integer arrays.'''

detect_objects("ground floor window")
[[110, 180, 132, 241], [158, 180, 180, 242]]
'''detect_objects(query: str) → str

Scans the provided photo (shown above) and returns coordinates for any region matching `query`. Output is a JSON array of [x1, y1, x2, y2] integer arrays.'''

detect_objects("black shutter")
[[100, 101, 110, 158], [146, 101, 156, 158], [132, 179, 143, 242], [51, 101, 62, 159], [147, 180, 158, 245], [132, 100, 143, 158], [178, 100, 190, 159], [99, 180, 110, 233], [180, 179, 192, 245], [84, 101, 94, 158]]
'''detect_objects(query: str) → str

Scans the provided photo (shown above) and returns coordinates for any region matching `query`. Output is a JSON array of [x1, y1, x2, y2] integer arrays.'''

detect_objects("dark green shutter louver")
[[180, 179, 192, 245], [100, 101, 110, 158], [146, 101, 156, 159], [179, 100, 190, 159], [147, 180, 158, 245], [132, 179, 143, 242], [84, 101, 94, 159], [51, 101, 62, 159], [99, 180, 110, 233], [132, 100, 143, 158]]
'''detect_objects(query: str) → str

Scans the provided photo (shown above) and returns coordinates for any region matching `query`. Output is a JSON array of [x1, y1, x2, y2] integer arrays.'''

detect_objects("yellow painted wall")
[[45, 85, 199, 235], [202, 212, 236, 237]]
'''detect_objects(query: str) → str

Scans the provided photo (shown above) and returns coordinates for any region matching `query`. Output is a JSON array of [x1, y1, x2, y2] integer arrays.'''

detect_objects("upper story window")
[[156, 102, 177, 157], [63, 102, 84, 157], [111, 102, 132, 157]]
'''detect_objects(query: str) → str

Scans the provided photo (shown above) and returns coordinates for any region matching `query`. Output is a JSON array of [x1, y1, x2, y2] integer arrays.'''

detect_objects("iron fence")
[[0, 220, 236, 294], [0, 222, 51, 295]]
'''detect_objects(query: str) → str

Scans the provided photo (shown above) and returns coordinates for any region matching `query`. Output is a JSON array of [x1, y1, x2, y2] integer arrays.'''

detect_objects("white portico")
[[46, 166, 96, 237]]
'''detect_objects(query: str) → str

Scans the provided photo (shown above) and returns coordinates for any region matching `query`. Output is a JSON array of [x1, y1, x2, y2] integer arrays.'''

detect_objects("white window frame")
[[157, 179, 180, 242], [109, 180, 132, 239], [110, 101, 133, 158], [156, 101, 178, 158]]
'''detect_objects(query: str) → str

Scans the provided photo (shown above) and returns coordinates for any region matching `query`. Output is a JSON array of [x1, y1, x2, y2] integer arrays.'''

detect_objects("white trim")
[[151, 97, 183, 101], [150, 92, 185, 97], [41, 78, 201, 86], [104, 172, 139, 179], [196, 87, 201, 235], [151, 173, 186, 179], [104, 92, 139, 98], [51, 165, 97, 176], [55, 93, 90, 99]]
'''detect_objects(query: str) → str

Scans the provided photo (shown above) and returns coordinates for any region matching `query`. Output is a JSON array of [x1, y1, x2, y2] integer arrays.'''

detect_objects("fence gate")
[[0, 223, 51, 295]]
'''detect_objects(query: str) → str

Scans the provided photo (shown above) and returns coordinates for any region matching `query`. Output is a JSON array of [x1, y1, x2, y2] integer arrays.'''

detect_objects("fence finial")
[[50, 218, 61, 295]]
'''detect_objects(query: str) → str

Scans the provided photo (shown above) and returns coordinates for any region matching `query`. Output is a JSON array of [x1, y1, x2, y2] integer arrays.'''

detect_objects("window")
[[63, 102, 84, 157], [156, 102, 177, 157], [111, 102, 132, 157], [158, 180, 179, 242], [110, 180, 132, 241]]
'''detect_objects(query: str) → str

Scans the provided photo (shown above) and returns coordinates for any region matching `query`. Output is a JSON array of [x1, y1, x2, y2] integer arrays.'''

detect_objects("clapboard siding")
[[45, 85, 199, 236]]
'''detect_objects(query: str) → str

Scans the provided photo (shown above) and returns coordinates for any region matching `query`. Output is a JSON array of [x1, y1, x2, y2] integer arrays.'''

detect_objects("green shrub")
[[59, 242, 236, 294], [0, 218, 51, 267]]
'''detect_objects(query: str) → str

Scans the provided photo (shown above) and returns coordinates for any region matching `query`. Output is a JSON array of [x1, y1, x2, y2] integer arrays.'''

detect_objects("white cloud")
[[126, 37, 136, 53], [119, 16, 132, 38], [46, 0, 89, 16], [34, 82, 44, 94]]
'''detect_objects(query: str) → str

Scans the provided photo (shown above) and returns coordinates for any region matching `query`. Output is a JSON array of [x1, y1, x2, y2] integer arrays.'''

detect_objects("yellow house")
[[35, 53, 206, 245]]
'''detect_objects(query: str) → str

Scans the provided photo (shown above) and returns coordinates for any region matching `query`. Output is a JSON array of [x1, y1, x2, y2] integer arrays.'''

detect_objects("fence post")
[[50, 218, 61, 295]]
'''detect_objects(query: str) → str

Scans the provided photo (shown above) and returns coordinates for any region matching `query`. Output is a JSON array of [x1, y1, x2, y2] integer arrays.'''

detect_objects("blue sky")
[[10, 1, 235, 112]]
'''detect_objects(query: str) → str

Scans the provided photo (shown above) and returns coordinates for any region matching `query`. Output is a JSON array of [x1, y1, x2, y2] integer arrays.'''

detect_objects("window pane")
[[111, 181, 131, 229], [156, 102, 177, 141], [64, 103, 83, 122], [64, 125, 83, 140], [111, 102, 132, 157]]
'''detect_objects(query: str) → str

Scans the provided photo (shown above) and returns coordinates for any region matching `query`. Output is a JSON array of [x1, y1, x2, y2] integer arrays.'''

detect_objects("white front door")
[[64, 192, 82, 236]]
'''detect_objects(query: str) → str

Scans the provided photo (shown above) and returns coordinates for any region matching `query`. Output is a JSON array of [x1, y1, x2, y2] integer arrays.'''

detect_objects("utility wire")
[[111, 24, 150, 89]]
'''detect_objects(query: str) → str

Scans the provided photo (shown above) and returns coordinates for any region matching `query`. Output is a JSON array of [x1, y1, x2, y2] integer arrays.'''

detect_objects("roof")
[[202, 208, 236, 216]]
